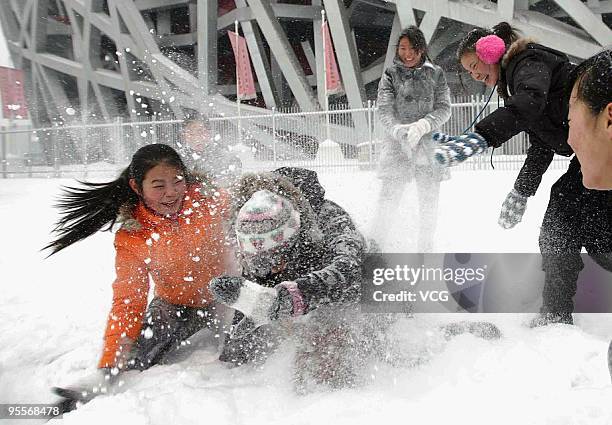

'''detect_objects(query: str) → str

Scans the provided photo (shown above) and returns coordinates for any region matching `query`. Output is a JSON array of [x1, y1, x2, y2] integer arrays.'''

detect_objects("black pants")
[[538, 157, 612, 313], [127, 297, 221, 370]]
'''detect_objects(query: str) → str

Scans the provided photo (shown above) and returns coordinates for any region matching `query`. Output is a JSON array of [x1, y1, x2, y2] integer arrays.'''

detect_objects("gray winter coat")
[[377, 57, 451, 180]]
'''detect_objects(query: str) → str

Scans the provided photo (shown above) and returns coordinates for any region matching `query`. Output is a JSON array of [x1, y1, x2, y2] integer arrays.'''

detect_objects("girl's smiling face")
[[131, 164, 187, 216], [567, 79, 612, 189], [397, 37, 423, 68], [461, 51, 500, 87]]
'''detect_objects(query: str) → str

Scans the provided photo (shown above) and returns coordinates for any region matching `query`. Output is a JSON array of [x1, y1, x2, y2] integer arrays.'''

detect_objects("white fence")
[[0, 96, 570, 178]]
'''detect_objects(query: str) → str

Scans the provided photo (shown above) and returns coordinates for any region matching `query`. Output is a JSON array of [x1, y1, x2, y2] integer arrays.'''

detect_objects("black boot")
[[441, 321, 503, 339], [528, 312, 574, 328]]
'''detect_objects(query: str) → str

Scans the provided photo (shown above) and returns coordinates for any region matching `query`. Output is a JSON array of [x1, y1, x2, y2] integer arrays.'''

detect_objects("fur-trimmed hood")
[[230, 172, 323, 244], [118, 203, 142, 232], [501, 36, 538, 68]]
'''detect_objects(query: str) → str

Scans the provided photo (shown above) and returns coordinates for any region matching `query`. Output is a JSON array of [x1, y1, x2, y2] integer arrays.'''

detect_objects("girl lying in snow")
[[209, 168, 393, 393], [209, 168, 503, 392]]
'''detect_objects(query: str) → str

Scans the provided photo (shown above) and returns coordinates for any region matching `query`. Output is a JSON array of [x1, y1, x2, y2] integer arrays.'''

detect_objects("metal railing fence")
[[0, 95, 570, 178]]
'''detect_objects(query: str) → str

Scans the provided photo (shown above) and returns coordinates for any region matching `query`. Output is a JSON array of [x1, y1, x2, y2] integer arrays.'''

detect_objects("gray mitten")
[[498, 189, 528, 229], [208, 275, 246, 306]]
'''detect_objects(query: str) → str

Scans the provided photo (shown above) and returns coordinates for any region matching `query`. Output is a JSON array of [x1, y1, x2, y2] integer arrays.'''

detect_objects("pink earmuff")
[[475, 35, 506, 64]]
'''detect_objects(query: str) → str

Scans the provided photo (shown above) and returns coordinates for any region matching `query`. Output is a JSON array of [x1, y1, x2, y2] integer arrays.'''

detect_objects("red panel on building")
[[218, 0, 235, 16], [0, 67, 29, 119], [228, 30, 257, 101]]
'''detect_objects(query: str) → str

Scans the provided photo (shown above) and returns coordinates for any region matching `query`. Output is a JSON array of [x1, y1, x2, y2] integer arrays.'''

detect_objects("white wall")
[[0, 21, 13, 67]]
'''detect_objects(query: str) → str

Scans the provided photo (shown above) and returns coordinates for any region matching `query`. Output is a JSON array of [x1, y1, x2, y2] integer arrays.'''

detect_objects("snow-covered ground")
[[1, 168, 612, 425]]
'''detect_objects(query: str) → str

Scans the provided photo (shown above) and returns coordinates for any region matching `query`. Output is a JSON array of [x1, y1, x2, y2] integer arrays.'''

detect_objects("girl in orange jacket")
[[46, 144, 232, 409]]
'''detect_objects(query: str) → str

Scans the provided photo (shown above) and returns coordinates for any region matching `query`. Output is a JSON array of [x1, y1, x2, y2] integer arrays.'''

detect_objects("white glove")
[[412, 118, 432, 136], [391, 124, 411, 141], [402, 119, 432, 155]]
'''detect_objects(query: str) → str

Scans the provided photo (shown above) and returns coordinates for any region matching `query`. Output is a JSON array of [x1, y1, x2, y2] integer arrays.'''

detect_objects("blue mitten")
[[433, 132, 488, 166], [498, 189, 528, 229], [432, 132, 458, 143]]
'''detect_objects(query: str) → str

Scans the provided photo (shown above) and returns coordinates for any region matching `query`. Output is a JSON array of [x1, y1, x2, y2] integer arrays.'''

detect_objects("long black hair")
[[567, 49, 612, 115], [397, 25, 430, 63], [456, 22, 520, 98], [44, 143, 192, 256]]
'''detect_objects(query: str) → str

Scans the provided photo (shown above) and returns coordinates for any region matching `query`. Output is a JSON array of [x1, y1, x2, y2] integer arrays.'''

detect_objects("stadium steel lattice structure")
[[0, 0, 610, 146]]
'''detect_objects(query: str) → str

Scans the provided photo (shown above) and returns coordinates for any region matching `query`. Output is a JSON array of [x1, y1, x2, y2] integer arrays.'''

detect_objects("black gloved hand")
[[51, 368, 114, 414], [51, 387, 92, 414], [209, 275, 246, 305]]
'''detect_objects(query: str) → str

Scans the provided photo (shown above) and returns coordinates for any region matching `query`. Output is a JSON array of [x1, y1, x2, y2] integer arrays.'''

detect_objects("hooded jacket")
[[98, 184, 231, 368], [475, 38, 575, 196], [230, 170, 365, 311], [377, 57, 452, 177]]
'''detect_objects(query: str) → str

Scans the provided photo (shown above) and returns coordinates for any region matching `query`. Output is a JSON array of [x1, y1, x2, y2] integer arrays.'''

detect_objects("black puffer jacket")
[[475, 38, 575, 196]]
